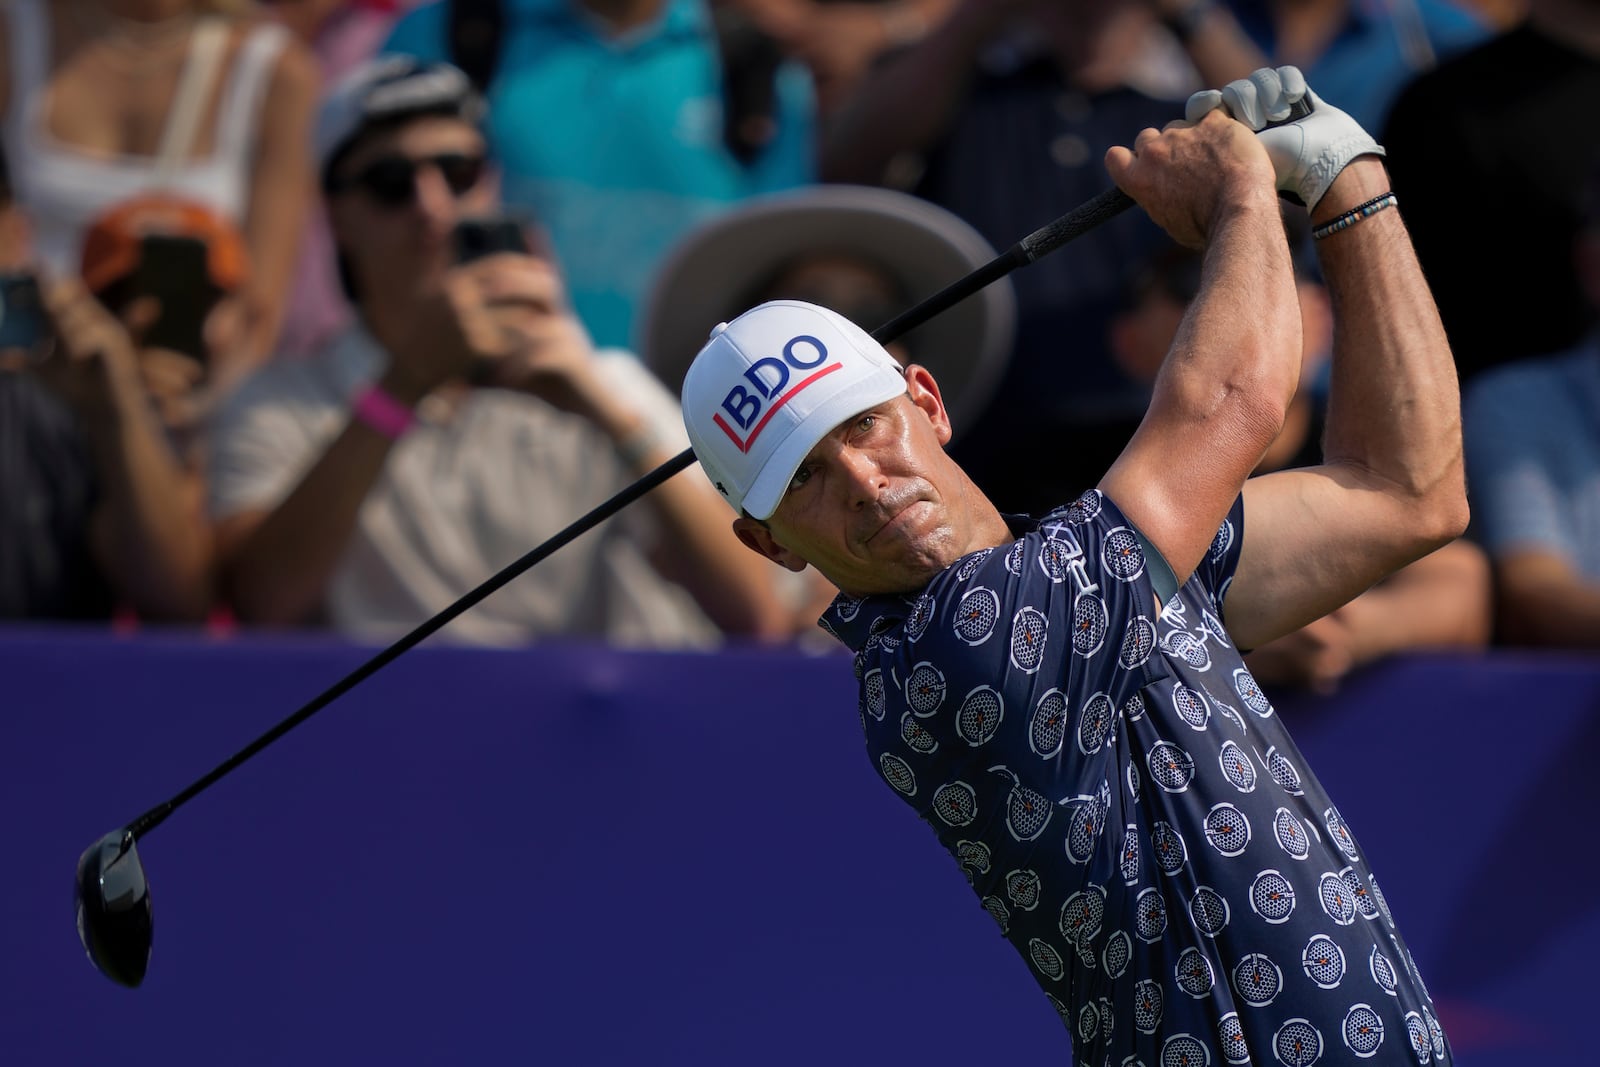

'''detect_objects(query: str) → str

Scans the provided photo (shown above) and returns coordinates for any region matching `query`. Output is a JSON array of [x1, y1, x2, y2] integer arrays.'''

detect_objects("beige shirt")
[[209, 326, 719, 648]]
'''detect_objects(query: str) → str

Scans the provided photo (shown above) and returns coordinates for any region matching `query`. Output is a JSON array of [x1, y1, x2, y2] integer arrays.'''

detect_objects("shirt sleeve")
[[206, 371, 331, 522], [589, 351, 695, 548], [1463, 363, 1580, 562], [1190, 494, 1247, 616]]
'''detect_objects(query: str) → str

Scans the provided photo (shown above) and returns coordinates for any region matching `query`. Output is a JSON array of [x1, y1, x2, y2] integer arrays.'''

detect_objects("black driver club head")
[[75, 829, 153, 988]]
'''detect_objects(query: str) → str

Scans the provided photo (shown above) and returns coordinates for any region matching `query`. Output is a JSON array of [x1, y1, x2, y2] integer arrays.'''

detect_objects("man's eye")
[[788, 466, 813, 492], [856, 415, 877, 433]]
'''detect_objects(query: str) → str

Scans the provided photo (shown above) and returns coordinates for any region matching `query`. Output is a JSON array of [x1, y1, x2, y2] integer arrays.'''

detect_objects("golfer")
[[682, 68, 1465, 1065]]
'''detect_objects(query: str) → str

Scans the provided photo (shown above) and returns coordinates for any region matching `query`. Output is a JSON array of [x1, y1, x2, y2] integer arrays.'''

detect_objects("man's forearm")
[[85, 379, 212, 621], [221, 416, 399, 626], [1337, 540, 1492, 662], [818, 0, 998, 183], [1314, 159, 1469, 544], [1497, 551, 1600, 648]]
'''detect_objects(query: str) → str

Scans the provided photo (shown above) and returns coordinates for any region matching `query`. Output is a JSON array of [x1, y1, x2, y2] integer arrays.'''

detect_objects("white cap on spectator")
[[316, 55, 485, 184], [682, 300, 908, 520]]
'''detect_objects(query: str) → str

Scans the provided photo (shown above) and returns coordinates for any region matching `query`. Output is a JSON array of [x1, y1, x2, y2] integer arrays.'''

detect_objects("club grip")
[[1274, 97, 1315, 125], [1018, 187, 1136, 264]]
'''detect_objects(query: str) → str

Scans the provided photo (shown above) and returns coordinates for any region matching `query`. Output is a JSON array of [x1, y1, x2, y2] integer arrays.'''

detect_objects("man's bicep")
[[1099, 403, 1269, 589], [1226, 466, 1438, 649]]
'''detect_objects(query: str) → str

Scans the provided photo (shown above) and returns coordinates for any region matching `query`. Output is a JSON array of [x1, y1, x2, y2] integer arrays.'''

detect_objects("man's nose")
[[412, 165, 458, 222], [836, 448, 888, 509]]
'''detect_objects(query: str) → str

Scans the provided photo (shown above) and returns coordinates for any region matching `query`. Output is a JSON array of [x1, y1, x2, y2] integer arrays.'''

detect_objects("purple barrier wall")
[[3, 630, 1594, 1065]]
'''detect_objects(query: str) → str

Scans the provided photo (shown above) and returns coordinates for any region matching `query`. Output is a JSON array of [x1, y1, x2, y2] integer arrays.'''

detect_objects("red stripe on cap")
[[744, 362, 843, 450], [713, 413, 747, 451]]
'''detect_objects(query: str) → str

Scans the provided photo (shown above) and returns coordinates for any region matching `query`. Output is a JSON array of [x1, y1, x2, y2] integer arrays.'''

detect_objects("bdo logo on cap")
[[712, 334, 841, 453]]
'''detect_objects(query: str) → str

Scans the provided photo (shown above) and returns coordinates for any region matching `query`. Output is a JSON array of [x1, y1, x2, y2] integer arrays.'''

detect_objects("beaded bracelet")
[[1312, 192, 1398, 241]]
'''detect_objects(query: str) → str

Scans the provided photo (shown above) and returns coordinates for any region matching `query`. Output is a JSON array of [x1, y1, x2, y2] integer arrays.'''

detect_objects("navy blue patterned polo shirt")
[[821, 490, 1450, 1066]]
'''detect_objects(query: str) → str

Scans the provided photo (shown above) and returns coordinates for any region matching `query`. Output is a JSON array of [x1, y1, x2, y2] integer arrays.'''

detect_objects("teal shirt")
[[383, 0, 816, 350]]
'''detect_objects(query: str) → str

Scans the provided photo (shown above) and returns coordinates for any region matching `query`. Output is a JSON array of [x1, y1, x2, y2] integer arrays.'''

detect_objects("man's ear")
[[902, 364, 952, 446], [732, 516, 809, 573]]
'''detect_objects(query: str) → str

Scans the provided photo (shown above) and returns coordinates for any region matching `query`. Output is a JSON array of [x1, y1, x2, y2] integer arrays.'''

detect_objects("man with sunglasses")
[[207, 57, 788, 647]]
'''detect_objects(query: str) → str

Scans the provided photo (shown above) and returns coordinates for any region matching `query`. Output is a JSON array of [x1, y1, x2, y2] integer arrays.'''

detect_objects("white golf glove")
[[1185, 65, 1384, 210]]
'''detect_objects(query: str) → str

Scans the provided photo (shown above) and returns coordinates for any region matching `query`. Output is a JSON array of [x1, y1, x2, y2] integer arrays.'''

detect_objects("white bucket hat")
[[640, 185, 1015, 439], [682, 300, 909, 520]]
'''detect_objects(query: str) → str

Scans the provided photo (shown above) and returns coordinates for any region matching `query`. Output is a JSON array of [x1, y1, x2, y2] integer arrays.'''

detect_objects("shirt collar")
[[818, 513, 1037, 652]]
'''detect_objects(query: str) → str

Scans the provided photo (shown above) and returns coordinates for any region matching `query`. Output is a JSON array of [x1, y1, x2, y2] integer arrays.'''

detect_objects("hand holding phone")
[[452, 217, 531, 264], [125, 235, 223, 364], [0, 272, 48, 356]]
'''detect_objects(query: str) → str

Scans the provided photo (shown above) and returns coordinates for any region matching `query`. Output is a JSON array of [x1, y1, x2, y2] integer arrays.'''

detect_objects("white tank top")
[[1, 0, 287, 274]]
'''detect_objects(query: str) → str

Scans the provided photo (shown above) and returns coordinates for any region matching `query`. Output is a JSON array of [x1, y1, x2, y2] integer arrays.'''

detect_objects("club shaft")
[[124, 184, 1139, 840], [869, 188, 1134, 344]]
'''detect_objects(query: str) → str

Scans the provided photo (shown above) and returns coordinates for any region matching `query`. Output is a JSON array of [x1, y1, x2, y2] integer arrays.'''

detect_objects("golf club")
[[72, 185, 1138, 988]]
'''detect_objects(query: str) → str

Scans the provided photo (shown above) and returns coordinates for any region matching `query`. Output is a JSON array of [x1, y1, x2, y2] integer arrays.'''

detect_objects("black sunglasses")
[[326, 152, 487, 208]]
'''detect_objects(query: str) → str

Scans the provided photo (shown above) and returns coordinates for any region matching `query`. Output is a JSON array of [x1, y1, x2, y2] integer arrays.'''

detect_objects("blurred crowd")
[[0, 0, 1594, 685]]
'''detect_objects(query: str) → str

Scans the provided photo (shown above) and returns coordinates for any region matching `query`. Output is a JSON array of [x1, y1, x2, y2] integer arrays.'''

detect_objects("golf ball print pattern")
[[824, 491, 1450, 1065]]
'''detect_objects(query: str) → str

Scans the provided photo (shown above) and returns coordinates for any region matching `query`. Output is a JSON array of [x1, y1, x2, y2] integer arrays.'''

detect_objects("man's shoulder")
[[820, 491, 1144, 656], [590, 348, 674, 396], [215, 332, 372, 434]]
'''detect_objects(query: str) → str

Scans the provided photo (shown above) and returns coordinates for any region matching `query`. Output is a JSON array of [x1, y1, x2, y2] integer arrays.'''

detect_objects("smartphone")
[[453, 217, 530, 264], [127, 234, 223, 364], [0, 272, 47, 355]]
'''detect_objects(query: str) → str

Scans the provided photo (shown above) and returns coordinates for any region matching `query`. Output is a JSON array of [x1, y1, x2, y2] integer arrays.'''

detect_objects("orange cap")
[[80, 194, 250, 294]]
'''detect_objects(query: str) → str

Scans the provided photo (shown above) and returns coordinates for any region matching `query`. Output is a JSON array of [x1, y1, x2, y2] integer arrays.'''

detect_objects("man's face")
[[734, 367, 1001, 596], [327, 115, 496, 303]]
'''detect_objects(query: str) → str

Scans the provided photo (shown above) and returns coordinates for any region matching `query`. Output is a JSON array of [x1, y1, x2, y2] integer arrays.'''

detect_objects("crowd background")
[[0, 0, 1595, 687]]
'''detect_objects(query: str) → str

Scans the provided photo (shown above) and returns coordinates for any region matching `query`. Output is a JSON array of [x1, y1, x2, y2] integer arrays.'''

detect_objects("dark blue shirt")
[[822, 490, 1449, 1065]]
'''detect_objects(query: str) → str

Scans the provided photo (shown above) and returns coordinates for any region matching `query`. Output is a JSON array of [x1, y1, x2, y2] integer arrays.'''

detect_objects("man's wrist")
[[1309, 157, 1391, 228], [375, 363, 433, 408], [352, 382, 417, 441]]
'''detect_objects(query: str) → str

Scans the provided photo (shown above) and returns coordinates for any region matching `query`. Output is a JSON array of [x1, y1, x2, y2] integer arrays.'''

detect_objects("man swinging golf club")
[[682, 66, 1465, 1065]]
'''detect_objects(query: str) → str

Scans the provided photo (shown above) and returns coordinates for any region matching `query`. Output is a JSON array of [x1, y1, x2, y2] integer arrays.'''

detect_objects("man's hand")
[[461, 254, 602, 413], [379, 252, 596, 407], [1185, 65, 1383, 210], [1105, 109, 1280, 249], [32, 278, 150, 417]]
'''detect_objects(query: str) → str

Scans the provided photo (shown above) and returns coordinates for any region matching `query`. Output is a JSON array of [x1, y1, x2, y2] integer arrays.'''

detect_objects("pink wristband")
[[352, 383, 415, 440]]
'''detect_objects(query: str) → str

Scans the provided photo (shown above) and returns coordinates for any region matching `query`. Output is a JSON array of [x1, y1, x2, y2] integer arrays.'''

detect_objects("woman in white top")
[[0, 0, 319, 392]]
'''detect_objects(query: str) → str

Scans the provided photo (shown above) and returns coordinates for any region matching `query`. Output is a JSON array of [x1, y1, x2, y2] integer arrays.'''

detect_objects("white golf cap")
[[682, 300, 908, 520]]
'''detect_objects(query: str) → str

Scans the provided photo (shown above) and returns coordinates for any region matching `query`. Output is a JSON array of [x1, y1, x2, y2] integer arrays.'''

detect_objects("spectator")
[[0, 0, 319, 397], [1461, 165, 1600, 649], [719, 0, 960, 117], [1383, 0, 1600, 385], [637, 181, 1017, 636], [1111, 242, 1491, 689], [380, 0, 816, 353], [270, 0, 429, 359], [822, 0, 1250, 515], [0, 174, 215, 624], [639, 183, 1015, 437], [209, 57, 788, 647]]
